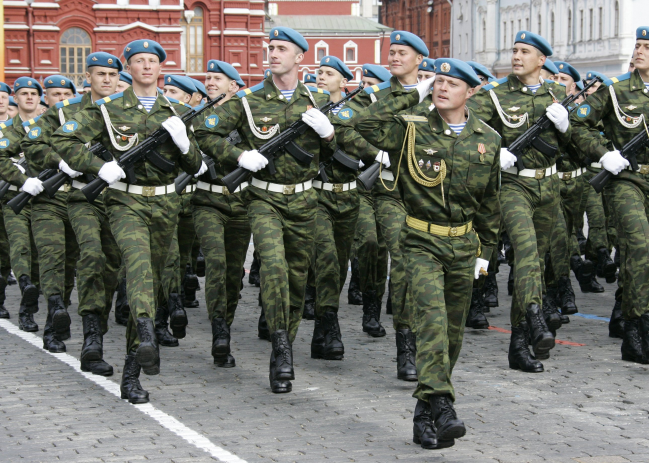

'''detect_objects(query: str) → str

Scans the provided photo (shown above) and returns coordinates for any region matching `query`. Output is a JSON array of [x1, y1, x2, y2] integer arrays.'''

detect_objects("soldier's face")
[[634, 40, 649, 72], [45, 87, 74, 105], [361, 76, 382, 88], [189, 92, 204, 107], [87, 66, 119, 99], [432, 75, 475, 111], [317, 67, 345, 94], [163, 85, 192, 103], [268, 41, 304, 76], [126, 53, 161, 86], [0, 92, 8, 117], [14, 88, 40, 112], [585, 81, 601, 96], [418, 70, 436, 81], [557, 73, 576, 95], [388, 45, 423, 78], [8, 106, 18, 118], [205, 72, 238, 100], [511, 44, 545, 77], [116, 81, 131, 92], [540, 69, 557, 81]]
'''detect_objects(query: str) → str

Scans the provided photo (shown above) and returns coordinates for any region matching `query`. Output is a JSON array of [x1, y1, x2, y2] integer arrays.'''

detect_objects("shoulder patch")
[[306, 86, 330, 95], [21, 115, 41, 128], [400, 115, 428, 122], [27, 126, 42, 140], [236, 82, 264, 99], [482, 76, 508, 91], [604, 72, 631, 87], [337, 107, 354, 120], [0, 138, 10, 149], [364, 81, 391, 95], [55, 96, 83, 109], [0, 120, 14, 130], [479, 119, 501, 137], [204, 114, 219, 128], [96, 92, 124, 106], [576, 105, 591, 118], [62, 120, 79, 133]]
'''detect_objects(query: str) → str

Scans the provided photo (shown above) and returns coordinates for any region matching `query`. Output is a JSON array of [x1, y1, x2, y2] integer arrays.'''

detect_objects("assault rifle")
[[589, 128, 646, 193], [81, 93, 226, 202], [6, 166, 59, 214], [0, 157, 28, 200], [221, 84, 364, 193]]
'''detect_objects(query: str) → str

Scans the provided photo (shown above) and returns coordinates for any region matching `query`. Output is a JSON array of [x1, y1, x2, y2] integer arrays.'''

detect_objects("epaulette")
[[306, 86, 330, 95], [364, 81, 391, 95], [604, 72, 631, 87], [22, 115, 41, 127], [479, 119, 501, 137], [166, 97, 191, 108], [55, 96, 83, 109], [481, 77, 508, 91], [236, 82, 264, 99], [0, 119, 14, 130], [96, 92, 124, 106], [400, 115, 427, 122], [550, 80, 566, 87]]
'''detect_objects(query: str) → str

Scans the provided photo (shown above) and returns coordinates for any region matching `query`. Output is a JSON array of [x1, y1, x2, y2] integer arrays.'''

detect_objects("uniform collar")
[[263, 78, 308, 105], [429, 107, 484, 141], [122, 86, 166, 114], [507, 73, 551, 97], [81, 91, 93, 109], [629, 69, 648, 95]]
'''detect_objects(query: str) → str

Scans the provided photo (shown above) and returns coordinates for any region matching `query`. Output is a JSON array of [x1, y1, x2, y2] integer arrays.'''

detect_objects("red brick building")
[[379, 0, 451, 59]]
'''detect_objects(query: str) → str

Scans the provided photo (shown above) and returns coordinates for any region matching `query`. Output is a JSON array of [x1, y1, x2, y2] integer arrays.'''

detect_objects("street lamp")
[[25, 0, 36, 78]]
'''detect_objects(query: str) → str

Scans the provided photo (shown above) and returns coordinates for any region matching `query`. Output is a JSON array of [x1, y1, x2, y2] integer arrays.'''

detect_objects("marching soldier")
[[0, 82, 14, 319], [116, 72, 132, 93], [52, 39, 206, 403], [418, 57, 436, 81], [189, 78, 208, 107], [354, 59, 500, 449]]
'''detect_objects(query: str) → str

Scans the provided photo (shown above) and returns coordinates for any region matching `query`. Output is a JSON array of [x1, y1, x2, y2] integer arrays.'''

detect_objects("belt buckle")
[[562, 171, 572, 180], [141, 186, 156, 197], [282, 184, 295, 195], [449, 227, 458, 237], [640, 165, 649, 174], [332, 183, 343, 193], [64, 184, 71, 192], [535, 169, 546, 180], [222, 186, 230, 195]]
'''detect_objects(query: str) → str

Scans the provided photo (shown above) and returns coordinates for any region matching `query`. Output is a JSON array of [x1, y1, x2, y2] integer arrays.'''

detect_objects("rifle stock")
[[589, 129, 648, 193], [0, 181, 11, 199], [357, 162, 381, 190]]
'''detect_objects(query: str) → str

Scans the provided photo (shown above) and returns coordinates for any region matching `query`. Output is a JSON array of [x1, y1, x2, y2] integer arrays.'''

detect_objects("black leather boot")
[[18, 274, 39, 314], [396, 329, 417, 381], [639, 313, 649, 364], [154, 301, 179, 347], [47, 295, 70, 336], [542, 289, 562, 331], [249, 254, 261, 287], [507, 265, 514, 296], [0, 274, 8, 319], [413, 399, 453, 449], [42, 311, 65, 353], [81, 358, 114, 376], [196, 248, 206, 277], [586, 274, 605, 293], [18, 304, 38, 332], [321, 311, 344, 360], [429, 395, 466, 443], [608, 300, 624, 339], [114, 277, 129, 326], [347, 257, 362, 305], [613, 247, 621, 268], [7, 272, 16, 285], [386, 281, 393, 315], [596, 247, 617, 283], [183, 264, 199, 308], [525, 303, 555, 358], [556, 276, 578, 315], [302, 284, 315, 320], [362, 290, 386, 337], [483, 272, 498, 308], [508, 321, 543, 372], [258, 299, 271, 341], [571, 255, 602, 293], [120, 351, 149, 404], [271, 330, 294, 380], [135, 318, 160, 375], [81, 313, 103, 362], [466, 288, 489, 329], [168, 293, 187, 339], [621, 318, 646, 364], [211, 317, 234, 367], [310, 318, 325, 359], [269, 351, 292, 393]]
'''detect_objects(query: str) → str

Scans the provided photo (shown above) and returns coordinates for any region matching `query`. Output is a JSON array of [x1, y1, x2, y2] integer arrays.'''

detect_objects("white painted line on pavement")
[[0, 319, 248, 463]]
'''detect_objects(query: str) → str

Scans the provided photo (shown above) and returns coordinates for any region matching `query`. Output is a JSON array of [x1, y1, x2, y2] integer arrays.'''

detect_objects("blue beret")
[[514, 30, 553, 56], [124, 39, 166, 62], [542, 58, 559, 75], [190, 78, 208, 98], [575, 81, 584, 91], [554, 61, 580, 82], [320, 56, 353, 81], [362, 64, 391, 82], [269, 27, 309, 52], [419, 58, 436, 72], [119, 71, 132, 85], [390, 31, 429, 57], [586, 71, 606, 82], [43, 75, 76, 94], [0, 82, 11, 95], [466, 61, 495, 81], [264, 69, 272, 79], [86, 52, 123, 71], [206, 60, 245, 87], [163, 75, 197, 95], [304, 73, 317, 84], [8, 96, 17, 107], [637, 26, 649, 40], [82, 79, 91, 88], [434, 58, 481, 87], [14, 77, 43, 96]]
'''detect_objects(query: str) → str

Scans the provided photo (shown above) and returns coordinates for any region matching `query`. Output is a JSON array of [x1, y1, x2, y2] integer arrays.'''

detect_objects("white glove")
[[162, 116, 191, 154], [500, 148, 518, 170], [474, 258, 489, 280], [21, 177, 43, 196], [13, 163, 26, 174], [59, 160, 82, 179], [195, 160, 208, 178], [98, 161, 126, 185], [546, 103, 570, 134], [600, 150, 630, 175], [416, 76, 435, 103], [301, 108, 335, 139], [238, 150, 268, 172], [358, 160, 365, 169], [375, 150, 390, 168]]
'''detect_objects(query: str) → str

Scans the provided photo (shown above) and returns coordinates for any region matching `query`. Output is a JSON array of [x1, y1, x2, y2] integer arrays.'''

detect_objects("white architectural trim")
[[32, 25, 60, 31], [94, 22, 183, 33], [92, 3, 184, 10], [343, 40, 358, 64], [314, 40, 329, 60], [3, 24, 29, 29], [3, 1, 60, 7]]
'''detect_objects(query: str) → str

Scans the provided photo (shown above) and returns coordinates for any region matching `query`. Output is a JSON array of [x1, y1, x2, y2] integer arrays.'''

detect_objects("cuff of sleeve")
[[594, 145, 609, 161], [89, 156, 106, 176]]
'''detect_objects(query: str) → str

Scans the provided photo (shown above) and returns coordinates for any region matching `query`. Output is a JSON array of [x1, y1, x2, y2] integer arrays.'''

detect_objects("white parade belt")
[[503, 164, 557, 179], [312, 180, 357, 193], [250, 178, 313, 195], [196, 181, 248, 195], [108, 181, 176, 197], [557, 167, 585, 180]]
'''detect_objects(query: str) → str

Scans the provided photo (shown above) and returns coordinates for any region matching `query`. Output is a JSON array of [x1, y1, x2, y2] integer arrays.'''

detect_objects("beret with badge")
[[0, 82, 12, 95], [163, 75, 197, 96], [554, 61, 580, 82], [206, 60, 245, 87], [320, 56, 353, 81], [269, 27, 309, 52], [362, 64, 392, 82], [86, 52, 123, 71], [304, 73, 317, 84], [124, 39, 166, 62], [434, 58, 481, 87], [390, 30, 429, 57], [419, 58, 436, 72], [44, 74, 77, 94], [514, 30, 553, 56], [542, 58, 560, 75], [13, 77, 43, 96], [466, 61, 495, 81]]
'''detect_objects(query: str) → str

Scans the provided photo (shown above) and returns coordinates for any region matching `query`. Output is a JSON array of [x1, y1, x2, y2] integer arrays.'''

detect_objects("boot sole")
[[466, 322, 490, 329], [363, 328, 387, 337], [81, 364, 114, 376], [532, 336, 555, 356], [561, 307, 578, 315], [158, 339, 179, 347], [21, 286, 39, 313], [621, 353, 649, 364], [509, 361, 544, 372], [81, 349, 103, 362], [52, 310, 71, 334], [171, 328, 186, 339], [398, 374, 418, 381], [275, 371, 295, 381], [437, 422, 466, 441], [270, 381, 292, 393], [136, 345, 159, 369], [45, 344, 66, 353], [413, 436, 455, 450], [484, 299, 498, 308], [19, 324, 39, 332], [211, 344, 231, 357], [121, 392, 150, 404]]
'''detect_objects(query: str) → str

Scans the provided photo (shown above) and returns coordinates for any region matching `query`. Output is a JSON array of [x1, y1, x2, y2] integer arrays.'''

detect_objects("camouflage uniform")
[[354, 87, 501, 401]]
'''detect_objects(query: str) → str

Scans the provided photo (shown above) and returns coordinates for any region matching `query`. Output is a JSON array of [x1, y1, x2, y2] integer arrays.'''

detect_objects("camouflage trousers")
[[405, 225, 478, 402], [31, 193, 78, 302], [500, 175, 560, 326], [313, 189, 359, 318], [161, 232, 180, 301], [177, 192, 196, 275], [67, 192, 120, 321], [2, 192, 39, 286], [248, 189, 316, 343], [194, 199, 250, 325], [546, 176, 584, 286], [104, 189, 181, 353], [604, 177, 649, 319], [578, 169, 614, 259], [0, 211, 11, 281]]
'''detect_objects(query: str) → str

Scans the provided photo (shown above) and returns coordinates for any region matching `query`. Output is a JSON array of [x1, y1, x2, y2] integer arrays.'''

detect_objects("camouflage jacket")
[[570, 70, 649, 188], [354, 89, 501, 262], [50, 86, 202, 186], [0, 114, 34, 186]]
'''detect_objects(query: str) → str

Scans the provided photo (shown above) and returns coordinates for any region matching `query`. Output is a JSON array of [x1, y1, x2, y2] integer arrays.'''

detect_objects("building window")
[[314, 40, 329, 62], [598, 7, 603, 40], [268, 3, 278, 15], [503, 21, 506, 49], [518, 19, 521, 33], [60, 27, 91, 88], [550, 12, 555, 46], [589, 9, 593, 40], [182, 7, 204, 74], [351, 3, 359, 15], [482, 19, 486, 52], [525, 18, 529, 30], [537, 14, 541, 35], [567, 10, 572, 44], [344, 41, 358, 64], [580, 10, 584, 41], [614, 2, 619, 37], [510, 21, 514, 46], [262, 42, 269, 64]]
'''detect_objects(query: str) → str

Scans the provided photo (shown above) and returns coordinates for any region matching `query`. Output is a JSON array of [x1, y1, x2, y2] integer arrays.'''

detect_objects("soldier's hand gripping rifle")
[[221, 84, 364, 193], [0, 157, 28, 200], [589, 127, 647, 193], [81, 93, 226, 202], [6, 166, 61, 214]]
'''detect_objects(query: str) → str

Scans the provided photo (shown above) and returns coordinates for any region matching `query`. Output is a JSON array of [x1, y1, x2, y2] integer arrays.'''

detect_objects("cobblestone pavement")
[[1, 246, 648, 463]]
